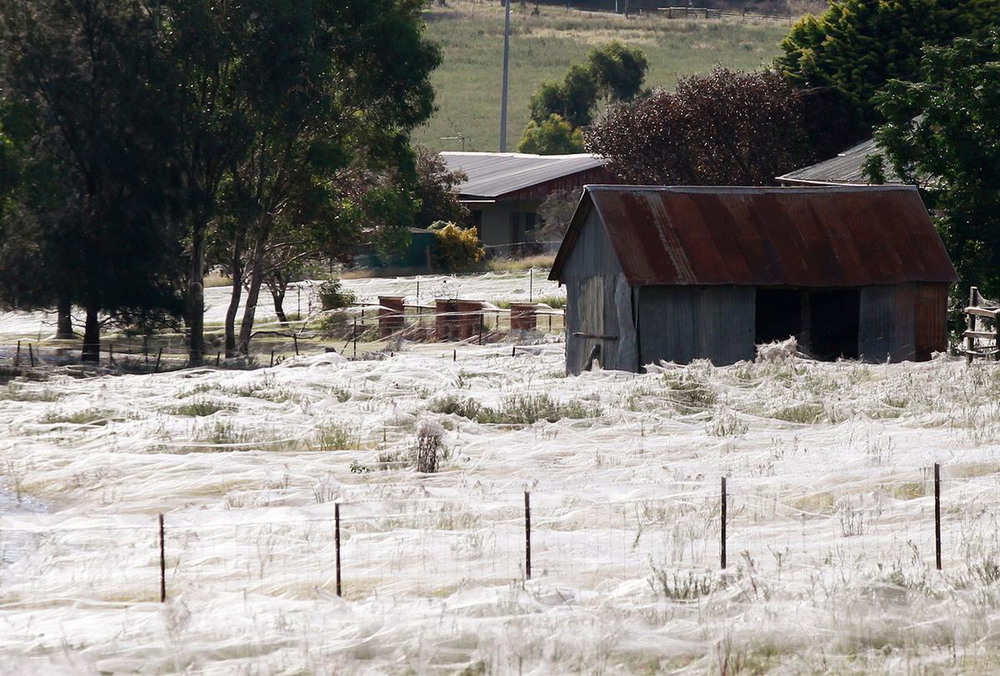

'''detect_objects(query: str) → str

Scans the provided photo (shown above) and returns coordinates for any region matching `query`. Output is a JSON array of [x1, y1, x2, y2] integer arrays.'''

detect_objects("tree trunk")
[[271, 284, 288, 326], [237, 224, 271, 356], [224, 233, 245, 358], [187, 221, 207, 366], [55, 298, 75, 339], [81, 305, 100, 363]]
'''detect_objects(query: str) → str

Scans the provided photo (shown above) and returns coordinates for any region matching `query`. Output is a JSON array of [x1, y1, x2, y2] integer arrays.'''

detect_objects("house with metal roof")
[[777, 138, 903, 186], [550, 185, 957, 374], [440, 152, 612, 256]]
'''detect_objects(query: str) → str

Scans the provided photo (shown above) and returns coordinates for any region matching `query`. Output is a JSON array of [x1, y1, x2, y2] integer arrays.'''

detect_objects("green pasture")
[[415, 1, 794, 152]]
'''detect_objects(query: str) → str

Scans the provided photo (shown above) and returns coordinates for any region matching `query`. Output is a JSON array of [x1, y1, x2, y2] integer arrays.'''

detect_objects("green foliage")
[[526, 40, 648, 143], [430, 221, 485, 271], [587, 40, 649, 104], [871, 29, 1000, 297], [0, 0, 186, 355], [586, 67, 816, 186], [776, 0, 1000, 129], [412, 145, 470, 229], [528, 65, 598, 129], [517, 114, 584, 155], [318, 279, 357, 311]]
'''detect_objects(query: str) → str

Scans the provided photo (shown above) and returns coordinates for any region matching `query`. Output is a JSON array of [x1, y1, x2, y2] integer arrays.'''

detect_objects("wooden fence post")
[[154, 348, 163, 373], [721, 477, 727, 570], [159, 513, 167, 602], [935, 463, 942, 571], [335, 503, 343, 597], [967, 287, 977, 365], [28, 344, 35, 368], [524, 491, 532, 581]]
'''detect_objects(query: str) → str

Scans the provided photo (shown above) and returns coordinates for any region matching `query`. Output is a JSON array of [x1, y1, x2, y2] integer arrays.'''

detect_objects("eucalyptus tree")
[[0, 0, 184, 361]]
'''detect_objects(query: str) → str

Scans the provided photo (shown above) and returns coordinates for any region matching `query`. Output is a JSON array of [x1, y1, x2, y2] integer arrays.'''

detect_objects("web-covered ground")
[[1, 272, 1000, 674]]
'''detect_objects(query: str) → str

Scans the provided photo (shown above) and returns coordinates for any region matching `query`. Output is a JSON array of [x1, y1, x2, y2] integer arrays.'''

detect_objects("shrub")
[[430, 221, 484, 271], [318, 279, 356, 311], [415, 420, 445, 473]]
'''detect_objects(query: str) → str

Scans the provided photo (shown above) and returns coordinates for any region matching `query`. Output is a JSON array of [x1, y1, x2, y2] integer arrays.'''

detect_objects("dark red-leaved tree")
[[585, 67, 821, 186]]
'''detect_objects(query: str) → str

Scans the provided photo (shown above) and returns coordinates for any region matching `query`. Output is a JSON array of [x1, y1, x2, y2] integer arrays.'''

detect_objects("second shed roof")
[[550, 185, 957, 287]]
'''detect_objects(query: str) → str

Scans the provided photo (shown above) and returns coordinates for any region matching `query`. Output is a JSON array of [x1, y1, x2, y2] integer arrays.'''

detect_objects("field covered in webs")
[[2, 272, 1000, 673]]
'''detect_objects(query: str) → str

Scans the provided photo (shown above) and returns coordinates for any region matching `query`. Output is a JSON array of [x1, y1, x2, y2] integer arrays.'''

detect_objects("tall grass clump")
[[430, 392, 600, 425]]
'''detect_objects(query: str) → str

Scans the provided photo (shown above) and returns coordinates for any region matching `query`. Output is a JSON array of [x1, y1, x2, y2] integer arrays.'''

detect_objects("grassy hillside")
[[415, 1, 800, 152]]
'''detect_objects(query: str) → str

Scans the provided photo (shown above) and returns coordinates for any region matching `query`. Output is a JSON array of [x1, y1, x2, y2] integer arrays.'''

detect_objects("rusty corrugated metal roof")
[[550, 185, 958, 287]]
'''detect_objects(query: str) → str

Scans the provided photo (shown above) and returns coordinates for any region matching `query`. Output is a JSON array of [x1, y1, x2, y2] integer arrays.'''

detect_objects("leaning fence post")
[[335, 503, 343, 597], [293, 334, 299, 356], [154, 348, 163, 373], [721, 477, 727, 570], [158, 513, 167, 602], [524, 491, 532, 581], [935, 463, 942, 571]]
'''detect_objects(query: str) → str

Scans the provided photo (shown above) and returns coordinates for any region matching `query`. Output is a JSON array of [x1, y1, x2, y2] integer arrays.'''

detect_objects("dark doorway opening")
[[755, 289, 801, 345], [808, 289, 860, 360]]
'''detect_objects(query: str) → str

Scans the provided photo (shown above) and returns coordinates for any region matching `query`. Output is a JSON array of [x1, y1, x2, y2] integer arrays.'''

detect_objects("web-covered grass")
[[3, 285, 1000, 671]]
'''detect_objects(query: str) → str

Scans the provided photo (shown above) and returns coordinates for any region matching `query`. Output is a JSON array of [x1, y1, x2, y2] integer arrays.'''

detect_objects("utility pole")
[[499, 0, 512, 151]]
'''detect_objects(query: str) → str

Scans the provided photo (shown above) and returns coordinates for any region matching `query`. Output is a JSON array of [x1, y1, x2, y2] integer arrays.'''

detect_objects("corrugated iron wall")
[[859, 283, 949, 362], [561, 209, 636, 375], [636, 286, 755, 367]]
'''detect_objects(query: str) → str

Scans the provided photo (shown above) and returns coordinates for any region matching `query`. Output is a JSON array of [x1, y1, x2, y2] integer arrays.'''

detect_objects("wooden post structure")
[[721, 477, 727, 570], [28, 344, 35, 368], [935, 463, 942, 571], [524, 491, 532, 580], [15, 341, 20, 366], [967, 287, 977, 365], [293, 334, 299, 356], [335, 503, 343, 597], [158, 514, 167, 602], [154, 348, 163, 373]]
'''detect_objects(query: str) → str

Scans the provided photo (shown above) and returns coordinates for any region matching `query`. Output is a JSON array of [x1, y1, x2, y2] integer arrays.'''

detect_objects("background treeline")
[[0, 0, 465, 364]]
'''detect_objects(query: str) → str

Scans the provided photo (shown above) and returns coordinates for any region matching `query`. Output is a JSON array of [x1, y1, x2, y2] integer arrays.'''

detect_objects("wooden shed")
[[550, 185, 958, 374]]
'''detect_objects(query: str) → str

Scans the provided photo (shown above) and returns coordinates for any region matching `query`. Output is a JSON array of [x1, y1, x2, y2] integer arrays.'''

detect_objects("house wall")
[[636, 286, 756, 366], [859, 283, 949, 361], [561, 209, 638, 375], [474, 200, 541, 250]]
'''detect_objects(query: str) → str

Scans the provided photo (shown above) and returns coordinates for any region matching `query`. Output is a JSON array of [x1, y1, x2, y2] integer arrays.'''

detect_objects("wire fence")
[[0, 303, 566, 373], [3, 464, 998, 607]]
